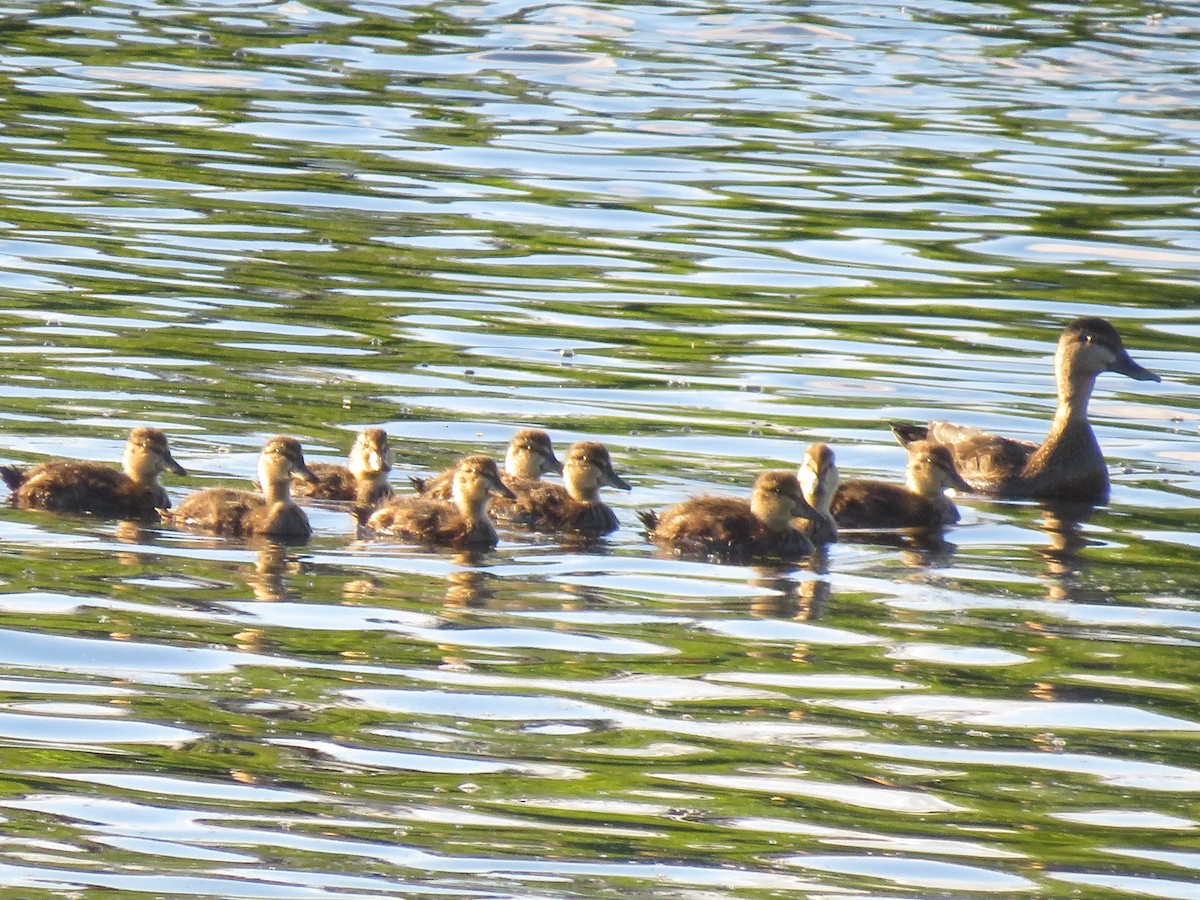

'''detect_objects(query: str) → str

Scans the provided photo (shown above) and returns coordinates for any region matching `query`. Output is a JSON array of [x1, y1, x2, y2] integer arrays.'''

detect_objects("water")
[[0, 0, 1198, 896]]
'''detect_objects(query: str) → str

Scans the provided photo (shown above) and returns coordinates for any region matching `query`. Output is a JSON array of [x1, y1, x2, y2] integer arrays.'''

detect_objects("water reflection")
[[0, 0, 1198, 896]]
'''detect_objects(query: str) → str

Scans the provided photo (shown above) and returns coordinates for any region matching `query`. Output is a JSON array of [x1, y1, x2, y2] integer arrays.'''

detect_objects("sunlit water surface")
[[0, 1, 1198, 897]]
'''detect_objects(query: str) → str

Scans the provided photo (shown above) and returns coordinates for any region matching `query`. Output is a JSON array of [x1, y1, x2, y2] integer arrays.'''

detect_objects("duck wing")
[[892, 421, 1036, 493]]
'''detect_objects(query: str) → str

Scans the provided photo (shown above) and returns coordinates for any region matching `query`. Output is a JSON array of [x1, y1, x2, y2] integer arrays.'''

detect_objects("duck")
[[365, 455, 515, 549], [828, 441, 971, 529], [890, 317, 1160, 504], [638, 471, 818, 562], [162, 436, 317, 539], [293, 427, 394, 505], [491, 440, 630, 535], [409, 429, 562, 500], [797, 443, 839, 543], [0, 427, 186, 519]]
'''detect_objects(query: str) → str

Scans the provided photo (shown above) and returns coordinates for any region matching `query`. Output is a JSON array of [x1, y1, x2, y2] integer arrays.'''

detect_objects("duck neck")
[[452, 482, 489, 526], [505, 449, 537, 480], [1056, 365, 1096, 424], [564, 470, 598, 504], [905, 470, 941, 499], [1038, 368, 1099, 460], [122, 451, 159, 487], [750, 496, 791, 532], [259, 457, 294, 505], [261, 478, 293, 505]]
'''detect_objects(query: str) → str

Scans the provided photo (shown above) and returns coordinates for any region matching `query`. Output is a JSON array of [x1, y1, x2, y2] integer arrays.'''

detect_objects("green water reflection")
[[0, 0, 1197, 896]]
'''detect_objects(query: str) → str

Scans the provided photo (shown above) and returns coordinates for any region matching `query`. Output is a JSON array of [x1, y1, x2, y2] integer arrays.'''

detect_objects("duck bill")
[[602, 467, 632, 491], [163, 454, 187, 477], [544, 452, 564, 476], [367, 450, 391, 474], [1110, 349, 1161, 383], [947, 470, 972, 493], [491, 478, 517, 500], [791, 494, 820, 522], [296, 463, 320, 484]]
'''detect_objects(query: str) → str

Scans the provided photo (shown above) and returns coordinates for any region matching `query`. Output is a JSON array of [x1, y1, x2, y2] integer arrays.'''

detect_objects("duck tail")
[[408, 475, 428, 494], [888, 421, 928, 448], [635, 509, 659, 533], [0, 465, 26, 492]]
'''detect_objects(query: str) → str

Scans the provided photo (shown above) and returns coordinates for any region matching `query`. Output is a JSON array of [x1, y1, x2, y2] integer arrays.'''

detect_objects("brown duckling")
[[410, 429, 562, 500], [0, 427, 186, 519], [365, 455, 515, 550], [890, 317, 1159, 504], [293, 427, 394, 505], [639, 471, 818, 562], [797, 443, 839, 544], [163, 436, 317, 539], [832, 441, 970, 530], [491, 440, 630, 535]]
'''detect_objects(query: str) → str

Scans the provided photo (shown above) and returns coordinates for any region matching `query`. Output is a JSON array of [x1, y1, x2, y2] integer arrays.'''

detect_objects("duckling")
[[163, 436, 317, 539], [0, 427, 186, 519], [832, 441, 971, 529], [639, 471, 818, 562], [293, 427, 394, 505], [491, 441, 630, 535], [797, 443, 839, 544], [890, 317, 1160, 504], [410, 429, 561, 500], [365, 455, 515, 549]]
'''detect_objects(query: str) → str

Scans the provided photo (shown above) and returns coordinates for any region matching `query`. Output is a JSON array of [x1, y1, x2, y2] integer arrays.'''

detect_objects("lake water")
[[0, 0, 1198, 896]]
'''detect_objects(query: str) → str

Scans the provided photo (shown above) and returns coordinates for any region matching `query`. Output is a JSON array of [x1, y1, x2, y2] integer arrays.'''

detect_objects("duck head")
[[906, 441, 971, 497], [505, 429, 562, 479], [752, 471, 818, 531], [123, 427, 187, 484], [349, 428, 394, 479], [1058, 318, 1160, 403], [453, 455, 516, 515], [562, 441, 631, 502], [260, 436, 317, 493]]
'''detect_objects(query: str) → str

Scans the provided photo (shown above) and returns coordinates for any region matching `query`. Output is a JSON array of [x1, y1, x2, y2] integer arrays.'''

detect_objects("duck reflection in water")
[[747, 556, 832, 623], [1037, 500, 1106, 604], [245, 543, 306, 603], [443, 566, 497, 610]]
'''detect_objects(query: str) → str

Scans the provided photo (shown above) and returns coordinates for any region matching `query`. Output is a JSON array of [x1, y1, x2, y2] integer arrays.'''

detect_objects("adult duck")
[[890, 317, 1159, 503], [163, 436, 317, 539], [365, 455, 515, 550], [639, 471, 818, 562], [0, 427, 186, 519]]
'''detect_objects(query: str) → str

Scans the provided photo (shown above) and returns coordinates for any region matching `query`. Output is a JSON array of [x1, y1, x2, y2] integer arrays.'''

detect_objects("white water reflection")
[[0, 0, 1198, 896]]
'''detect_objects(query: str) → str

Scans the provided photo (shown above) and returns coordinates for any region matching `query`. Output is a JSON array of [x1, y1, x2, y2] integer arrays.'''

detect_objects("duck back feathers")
[[0, 427, 185, 519]]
